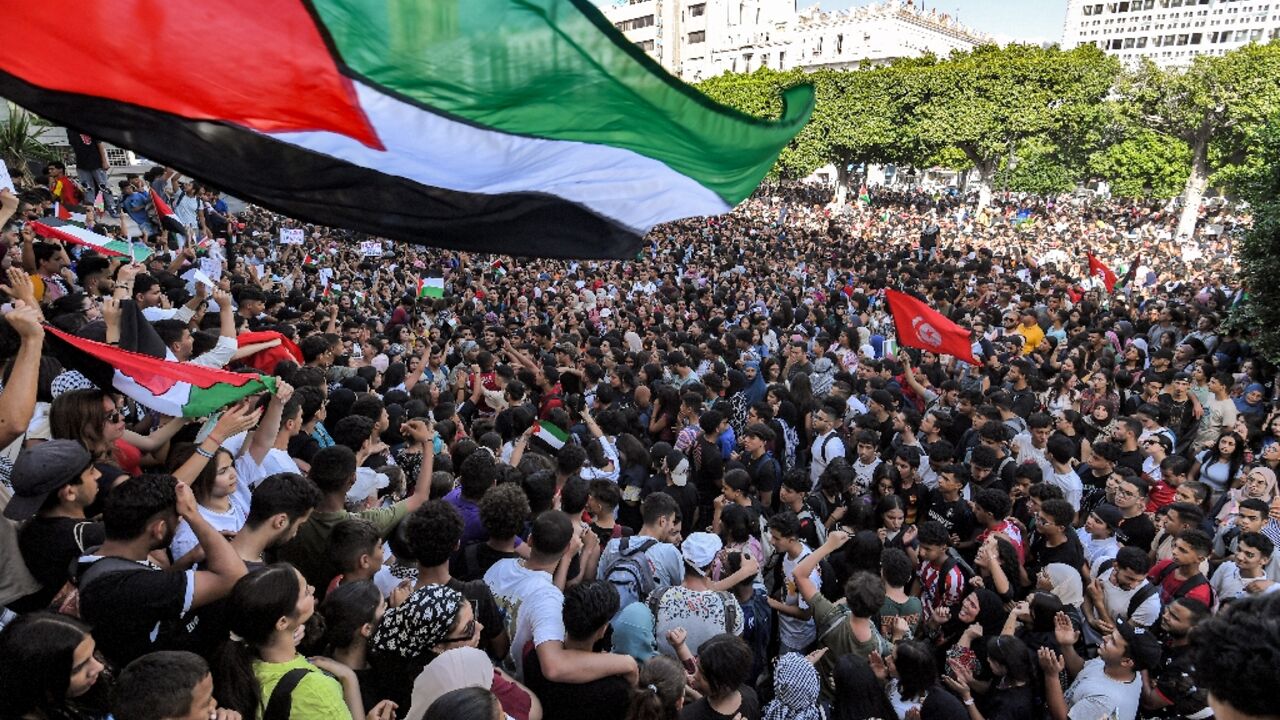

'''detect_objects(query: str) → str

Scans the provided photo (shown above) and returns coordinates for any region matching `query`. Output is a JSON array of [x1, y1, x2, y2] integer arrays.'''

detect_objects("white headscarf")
[[406, 646, 493, 720]]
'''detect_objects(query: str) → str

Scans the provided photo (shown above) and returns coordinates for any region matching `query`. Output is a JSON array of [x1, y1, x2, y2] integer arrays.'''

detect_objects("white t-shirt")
[[1049, 468, 1084, 511], [1065, 657, 1141, 720], [810, 431, 845, 489], [779, 547, 820, 650], [169, 493, 249, 560], [484, 558, 565, 680], [1098, 569, 1161, 626]]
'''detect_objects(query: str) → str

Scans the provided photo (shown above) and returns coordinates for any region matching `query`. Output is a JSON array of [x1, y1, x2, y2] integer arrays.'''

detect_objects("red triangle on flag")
[[883, 289, 979, 366]]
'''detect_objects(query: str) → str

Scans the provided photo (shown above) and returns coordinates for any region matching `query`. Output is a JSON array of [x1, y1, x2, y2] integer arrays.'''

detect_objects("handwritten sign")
[[279, 228, 305, 245], [360, 240, 383, 257]]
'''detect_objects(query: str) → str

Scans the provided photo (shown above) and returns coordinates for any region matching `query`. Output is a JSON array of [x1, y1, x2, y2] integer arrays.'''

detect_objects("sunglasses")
[[106, 410, 123, 424], [441, 600, 480, 643]]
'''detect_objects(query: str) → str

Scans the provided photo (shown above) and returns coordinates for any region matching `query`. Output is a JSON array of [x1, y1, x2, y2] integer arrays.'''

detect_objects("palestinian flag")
[[149, 187, 186, 235], [45, 326, 277, 418], [92, 191, 105, 212], [534, 420, 569, 451], [302, 252, 315, 266], [31, 219, 152, 262], [418, 277, 444, 299], [0, 0, 811, 260], [321, 285, 333, 299], [857, 184, 871, 205], [53, 202, 84, 223]]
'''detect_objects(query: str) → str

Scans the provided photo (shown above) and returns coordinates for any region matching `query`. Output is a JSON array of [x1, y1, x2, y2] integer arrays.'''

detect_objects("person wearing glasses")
[[48, 387, 190, 479], [1113, 475, 1157, 554]]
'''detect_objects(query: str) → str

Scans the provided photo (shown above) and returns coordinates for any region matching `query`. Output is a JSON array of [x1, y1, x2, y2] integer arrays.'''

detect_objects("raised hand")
[[2, 300, 44, 341], [1053, 611, 1080, 647], [0, 267, 38, 307], [1037, 646, 1065, 674], [666, 627, 688, 648]]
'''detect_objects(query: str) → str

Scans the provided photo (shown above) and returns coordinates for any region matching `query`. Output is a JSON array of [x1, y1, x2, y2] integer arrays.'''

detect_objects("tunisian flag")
[[884, 289, 979, 366], [1087, 253, 1118, 292]]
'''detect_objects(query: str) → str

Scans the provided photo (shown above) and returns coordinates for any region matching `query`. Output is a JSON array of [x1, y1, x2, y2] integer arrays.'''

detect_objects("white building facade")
[[598, 0, 989, 81], [1061, 0, 1280, 67]]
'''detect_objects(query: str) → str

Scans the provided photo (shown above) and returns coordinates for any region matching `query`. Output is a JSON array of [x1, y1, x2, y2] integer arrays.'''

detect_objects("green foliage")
[[1229, 114, 1280, 361], [1088, 128, 1190, 198], [693, 42, 1280, 202], [993, 137, 1075, 196], [0, 104, 60, 182]]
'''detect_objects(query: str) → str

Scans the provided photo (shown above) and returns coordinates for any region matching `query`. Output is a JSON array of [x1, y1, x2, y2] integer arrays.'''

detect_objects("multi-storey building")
[[599, 0, 989, 81], [1061, 0, 1280, 66]]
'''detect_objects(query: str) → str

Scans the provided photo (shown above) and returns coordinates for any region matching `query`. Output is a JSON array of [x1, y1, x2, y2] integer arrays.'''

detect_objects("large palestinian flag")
[[31, 220, 153, 262], [0, 1, 813, 260], [45, 327, 277, 418]]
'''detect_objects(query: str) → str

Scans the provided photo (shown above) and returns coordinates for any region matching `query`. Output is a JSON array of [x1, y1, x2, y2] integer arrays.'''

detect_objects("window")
[[837, 33, 844, 53], [1191, 32, 1202, 42], [638, 39, 654, 51], [1137, 35, 1148, 46], [779, 51, 785, 67], [614, 14, 654, 31], [688, 3, 705, 17], [688, 30, 705, 43]]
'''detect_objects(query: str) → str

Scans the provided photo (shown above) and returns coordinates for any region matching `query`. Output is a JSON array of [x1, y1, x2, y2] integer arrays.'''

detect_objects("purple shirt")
[[445, 488, 487, 546]]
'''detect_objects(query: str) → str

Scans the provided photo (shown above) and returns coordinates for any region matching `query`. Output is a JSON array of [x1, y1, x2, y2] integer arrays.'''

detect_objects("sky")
[[815, 0, 1069, 45]]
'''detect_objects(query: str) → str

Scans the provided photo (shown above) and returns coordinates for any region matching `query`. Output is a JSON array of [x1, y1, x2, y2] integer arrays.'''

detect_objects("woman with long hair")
[[212, 564, 389, 720], [624, 656, 686, 720], [309, 580, 387, 714], [615, 432, 652, 531], [0, 613, 109, 720], [167, 444, 241, 561], [49, 388, 189, 477], [1078, 371, 1119, 419], [1192, 430, 1247, 497], [830, 654, 896, 720], [942, 634, 1037, 720]]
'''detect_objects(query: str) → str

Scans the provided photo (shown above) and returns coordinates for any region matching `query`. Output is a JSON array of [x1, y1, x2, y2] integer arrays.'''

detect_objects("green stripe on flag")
[[309, 0, 813, 204], [535, 419, 569, 450], [185, 375, 278, 418]]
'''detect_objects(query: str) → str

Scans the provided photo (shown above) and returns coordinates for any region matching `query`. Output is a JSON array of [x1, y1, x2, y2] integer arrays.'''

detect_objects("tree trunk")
[[1176, 131, 1211, 242], [834, 162, 850, 208], [973, 161, 995, 210]]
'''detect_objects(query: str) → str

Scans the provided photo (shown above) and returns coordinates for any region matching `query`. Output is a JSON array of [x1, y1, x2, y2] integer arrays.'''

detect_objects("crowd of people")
[[0, 154, 1276, 720]]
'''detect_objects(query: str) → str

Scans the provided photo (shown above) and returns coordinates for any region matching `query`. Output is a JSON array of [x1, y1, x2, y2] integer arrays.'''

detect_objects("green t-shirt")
[[273, 502, 410, 589], [807, 592, 893, 700], [877, 594, 923, 638], [254, 655, 351, 720]]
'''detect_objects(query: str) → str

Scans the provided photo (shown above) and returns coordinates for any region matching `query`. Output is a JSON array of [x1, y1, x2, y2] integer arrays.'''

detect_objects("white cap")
[[346, 467, 389, 504]]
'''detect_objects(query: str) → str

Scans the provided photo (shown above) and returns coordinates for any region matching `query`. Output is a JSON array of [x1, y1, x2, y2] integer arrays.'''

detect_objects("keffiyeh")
[[370, 584, 463, 660], [763, 653, 825, 720]]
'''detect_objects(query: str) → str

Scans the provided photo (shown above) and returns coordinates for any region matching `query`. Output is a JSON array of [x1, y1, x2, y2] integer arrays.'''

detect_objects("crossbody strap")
[[263, 667, 313, 720]]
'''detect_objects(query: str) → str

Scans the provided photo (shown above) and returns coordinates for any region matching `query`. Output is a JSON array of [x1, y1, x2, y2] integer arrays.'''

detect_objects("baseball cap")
[[1115, 617, 1163, 671], [681, 532, 723, 575], [1091, 503, 1123, 531], [3, 440, 94, 521]]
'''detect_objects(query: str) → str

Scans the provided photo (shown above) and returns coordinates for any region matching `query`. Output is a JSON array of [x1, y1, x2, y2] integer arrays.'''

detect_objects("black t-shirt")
[[66, 130, 105, 170], [977, 684, 1036, 720], [11, 517, 104, 613], [667, 482, 700, 532], [75, 556, 192, 667], [1117, 513, 1157, 552], [449, 543, 517, 582], [923, 490, 975, 541], [523, 649, 631, 720], [1027, 533, 1086, 577], [446, 577, 505, 648], [1116, 449, 1145, 475], [680, 686, 761, 720], [589, 521, 634, 549]]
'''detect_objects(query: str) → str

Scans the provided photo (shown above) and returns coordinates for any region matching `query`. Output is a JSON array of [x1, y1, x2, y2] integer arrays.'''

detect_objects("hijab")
[[1217, 466, 1277, 525], [611, 602, 658, 662], [1045, 563, 1084, 608], [405, 647, 493, 720], [370, 584, 464, 660], [744, 361, 767, 406], [763, 653, 826, 720]]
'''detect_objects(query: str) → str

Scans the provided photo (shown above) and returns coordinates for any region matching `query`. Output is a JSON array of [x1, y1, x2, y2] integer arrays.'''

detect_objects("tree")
[[697, 68, 820, 180], [1122, 42, 1280, 240], [1230, 114, 1280, 361], [1087, 128, 1190, 199], [993, 136, 1075, 196], [0, 103, 60, 184], [907, 44, 1120, 208]]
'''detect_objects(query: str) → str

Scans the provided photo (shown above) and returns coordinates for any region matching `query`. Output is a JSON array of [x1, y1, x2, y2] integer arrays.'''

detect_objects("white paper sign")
[[191, 269, 218, 290], [199, 256, 223, 281], [0, 162, 14, 193], [280, 228, 305, 245], [360, 240, 383, 257]]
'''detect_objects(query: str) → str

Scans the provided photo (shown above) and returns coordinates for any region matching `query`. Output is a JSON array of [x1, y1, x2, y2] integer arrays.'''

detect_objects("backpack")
[[778, 419, 800, 471], [817, 433, 843, 465], [1152, 561, 1215, 607], [797, 498, 829, 546], [602, 537, 660, 608], [455, 542, 486, 583]]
